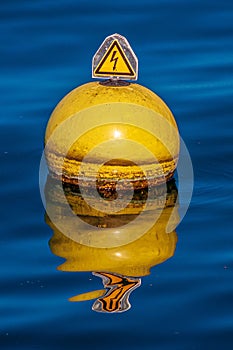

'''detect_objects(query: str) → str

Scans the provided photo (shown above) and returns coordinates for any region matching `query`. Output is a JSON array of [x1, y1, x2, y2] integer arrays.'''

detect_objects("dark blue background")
[[1, 1, 233, 349]]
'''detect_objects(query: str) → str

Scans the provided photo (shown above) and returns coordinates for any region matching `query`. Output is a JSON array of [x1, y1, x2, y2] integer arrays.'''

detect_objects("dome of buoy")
[[45, 81, 179, 188]]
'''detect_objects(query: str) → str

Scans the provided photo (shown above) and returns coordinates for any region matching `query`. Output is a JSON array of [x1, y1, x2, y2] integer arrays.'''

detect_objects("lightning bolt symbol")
[[110, 50, 118, 71]]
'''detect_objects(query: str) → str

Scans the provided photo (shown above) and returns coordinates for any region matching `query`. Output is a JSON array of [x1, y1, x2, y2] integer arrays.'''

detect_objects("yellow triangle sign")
[[94, 40, 135, 78], [92, 34, 138, 80]]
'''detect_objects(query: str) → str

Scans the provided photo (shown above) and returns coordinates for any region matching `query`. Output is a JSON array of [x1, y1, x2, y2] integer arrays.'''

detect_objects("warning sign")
[[94, 40, 135, 77], [92, 34, 138, 80]]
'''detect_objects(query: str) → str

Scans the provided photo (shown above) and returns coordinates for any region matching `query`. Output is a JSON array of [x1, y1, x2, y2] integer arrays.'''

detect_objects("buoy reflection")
[[45, 175, 179, 313]]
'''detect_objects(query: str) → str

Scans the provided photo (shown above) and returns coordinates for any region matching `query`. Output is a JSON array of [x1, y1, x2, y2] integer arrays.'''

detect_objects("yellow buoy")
[[44, 34, 180, 190], [43, 34, 182, 312]]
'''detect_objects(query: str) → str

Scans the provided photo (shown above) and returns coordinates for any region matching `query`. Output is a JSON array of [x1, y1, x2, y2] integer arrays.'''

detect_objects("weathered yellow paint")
[[45, 82, 179, 187]]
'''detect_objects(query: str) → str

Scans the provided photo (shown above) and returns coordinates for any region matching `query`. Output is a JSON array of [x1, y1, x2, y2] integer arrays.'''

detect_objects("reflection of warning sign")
[[92, 34, 138, 80]]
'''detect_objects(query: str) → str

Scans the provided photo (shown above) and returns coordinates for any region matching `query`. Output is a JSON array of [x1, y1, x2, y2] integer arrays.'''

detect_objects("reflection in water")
[[91, 272, 141, 313], [45, 175, 179, 313]]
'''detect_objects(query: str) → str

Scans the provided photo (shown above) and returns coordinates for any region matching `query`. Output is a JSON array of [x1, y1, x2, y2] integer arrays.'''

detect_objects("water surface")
[[1, 0, 233, 349]]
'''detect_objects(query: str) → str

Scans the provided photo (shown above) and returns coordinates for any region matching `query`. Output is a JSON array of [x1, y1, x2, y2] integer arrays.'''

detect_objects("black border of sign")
[[94, 40, 135, 77]]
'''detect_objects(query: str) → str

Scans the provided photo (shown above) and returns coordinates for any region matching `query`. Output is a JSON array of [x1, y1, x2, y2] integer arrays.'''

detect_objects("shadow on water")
[[45, 175, 179, 313]]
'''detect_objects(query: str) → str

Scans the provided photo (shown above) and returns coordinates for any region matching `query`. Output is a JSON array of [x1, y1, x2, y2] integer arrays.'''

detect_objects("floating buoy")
[[44, 34, 180, 191], [43, 34, 182, 313]]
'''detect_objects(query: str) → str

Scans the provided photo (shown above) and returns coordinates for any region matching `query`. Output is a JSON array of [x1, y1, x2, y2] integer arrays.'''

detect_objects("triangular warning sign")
[[94, 40, 136, 78]]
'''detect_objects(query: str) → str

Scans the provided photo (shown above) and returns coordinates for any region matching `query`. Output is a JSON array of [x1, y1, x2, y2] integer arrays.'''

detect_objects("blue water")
[[1, 0, 233, 349]]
